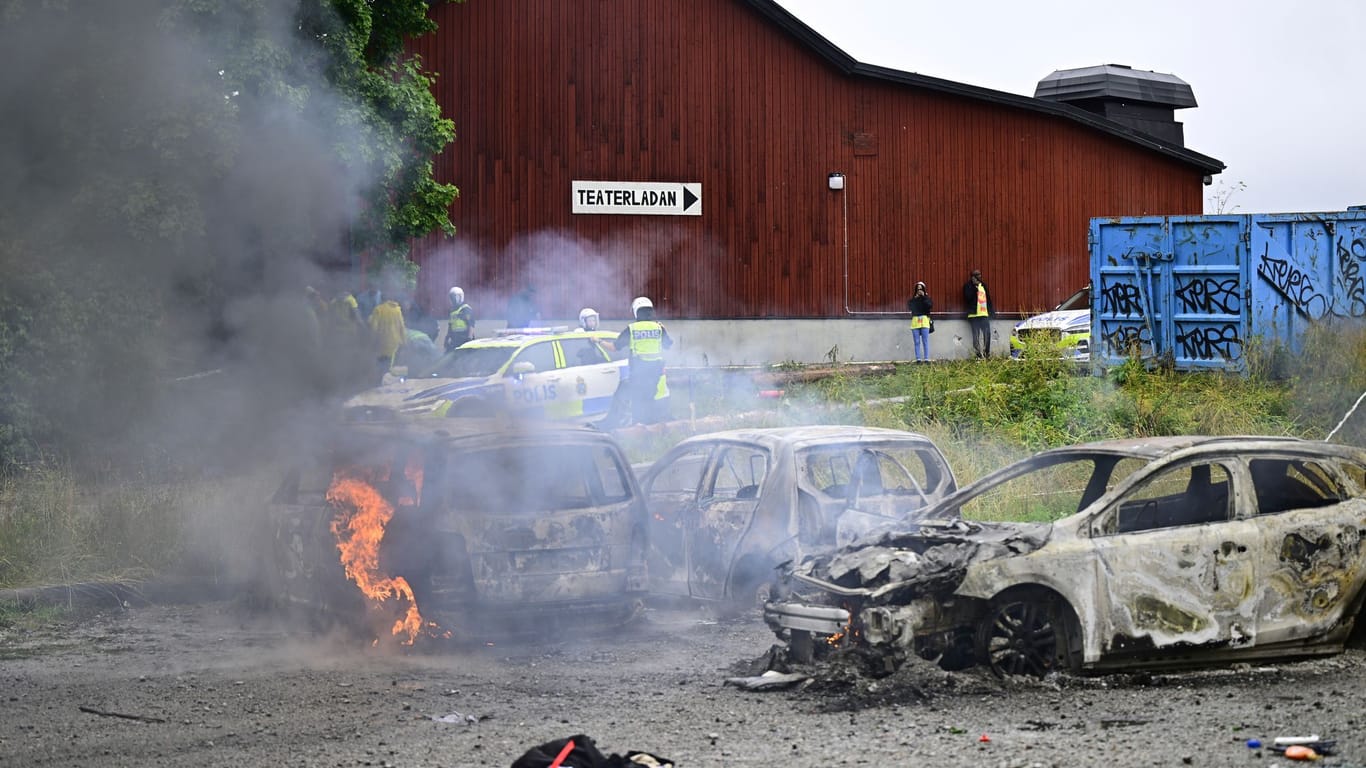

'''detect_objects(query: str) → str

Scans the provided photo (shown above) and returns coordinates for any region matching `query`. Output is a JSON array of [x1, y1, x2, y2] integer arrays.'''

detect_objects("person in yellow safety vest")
[[615, 296, 673, 425], [369, 297, 407, 385], [446, 286, 475, 351], [961, 268, 994, 359], [330, 288, 367, 340], [907, 281, 933, 362]]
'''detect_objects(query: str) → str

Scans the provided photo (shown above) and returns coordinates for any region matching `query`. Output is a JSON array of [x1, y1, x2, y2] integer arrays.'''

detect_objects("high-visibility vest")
[[910, 315, 930, 329], [627, 321, 665, 360], [969, 285, 989, 318], [449, 304, 471, 333]]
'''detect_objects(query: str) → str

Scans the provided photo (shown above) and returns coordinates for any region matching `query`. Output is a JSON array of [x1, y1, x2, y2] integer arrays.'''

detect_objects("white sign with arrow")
[[572, 180, 702, 216]]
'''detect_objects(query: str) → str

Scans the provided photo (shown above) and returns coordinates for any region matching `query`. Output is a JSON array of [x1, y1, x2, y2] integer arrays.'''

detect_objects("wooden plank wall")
[[407, 0, 1205, 321]]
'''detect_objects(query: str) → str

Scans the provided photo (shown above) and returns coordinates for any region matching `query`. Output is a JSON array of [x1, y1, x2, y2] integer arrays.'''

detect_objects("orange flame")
[[326, 472, 424, 644]]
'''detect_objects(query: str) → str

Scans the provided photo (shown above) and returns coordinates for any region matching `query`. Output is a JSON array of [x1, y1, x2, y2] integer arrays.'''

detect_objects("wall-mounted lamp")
[[828, 172, 845, 191]]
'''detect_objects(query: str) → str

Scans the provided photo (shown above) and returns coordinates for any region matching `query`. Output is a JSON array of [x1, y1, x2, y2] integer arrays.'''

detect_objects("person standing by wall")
[[962, 269, 994, 358], [907, 281, 933, 363]]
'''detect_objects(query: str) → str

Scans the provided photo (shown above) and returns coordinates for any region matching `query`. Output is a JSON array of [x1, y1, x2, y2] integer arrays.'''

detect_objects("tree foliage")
[[0, 0, 460, 469]]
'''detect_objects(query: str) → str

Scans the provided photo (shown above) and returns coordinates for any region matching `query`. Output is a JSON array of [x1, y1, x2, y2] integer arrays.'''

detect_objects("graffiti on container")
[[1176, 324, 1243, 360], [1102, 324, 1151, 356], [1101, 283, 1145, 317], [1335, 236, 1366, 318], [1259, 235, 1366, 320], [1174, 277, 1241, 315], [1259, 252, 1328, 320]]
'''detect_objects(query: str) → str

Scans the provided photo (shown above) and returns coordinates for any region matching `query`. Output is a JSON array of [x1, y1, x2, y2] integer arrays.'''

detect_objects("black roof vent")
[[1035, 64, 1196, 146]]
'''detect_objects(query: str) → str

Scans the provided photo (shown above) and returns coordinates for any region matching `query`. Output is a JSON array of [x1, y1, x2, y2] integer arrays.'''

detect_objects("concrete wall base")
[[477, 318, 1015, 367]]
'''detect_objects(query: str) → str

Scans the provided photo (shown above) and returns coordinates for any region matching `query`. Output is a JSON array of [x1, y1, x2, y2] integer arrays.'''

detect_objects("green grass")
[[1, 323, 1362, 591]]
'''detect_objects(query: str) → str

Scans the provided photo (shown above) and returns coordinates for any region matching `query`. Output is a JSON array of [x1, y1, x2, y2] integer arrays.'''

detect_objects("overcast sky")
[[776, 0, 1364, 215]]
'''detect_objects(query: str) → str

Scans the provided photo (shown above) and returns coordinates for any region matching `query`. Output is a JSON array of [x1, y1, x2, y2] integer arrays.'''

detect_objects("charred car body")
[[265, 420, 648, 642], [765, 436, 1366, 675], [640, 426, 956, 611]]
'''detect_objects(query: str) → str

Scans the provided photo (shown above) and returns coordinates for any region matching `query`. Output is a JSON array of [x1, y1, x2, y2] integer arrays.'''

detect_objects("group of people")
[[445, 286, 672, 426], [905, 268, 995, 361], [305, 284, 428, 385]]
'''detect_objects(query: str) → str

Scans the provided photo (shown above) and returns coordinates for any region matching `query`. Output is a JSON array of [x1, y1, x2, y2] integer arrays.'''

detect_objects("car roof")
[[462, 329, 611, 350], [671, 425, 940, 452], [1028, 434, 1359, 462]]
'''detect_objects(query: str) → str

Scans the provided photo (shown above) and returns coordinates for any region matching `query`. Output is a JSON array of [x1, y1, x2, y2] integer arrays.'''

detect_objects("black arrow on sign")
[[682, 187, 699, 211]]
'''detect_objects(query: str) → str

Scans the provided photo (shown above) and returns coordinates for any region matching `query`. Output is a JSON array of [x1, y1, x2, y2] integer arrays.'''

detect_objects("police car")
[[1010, 285, 1091, 361], [344, 327, 627, 422]]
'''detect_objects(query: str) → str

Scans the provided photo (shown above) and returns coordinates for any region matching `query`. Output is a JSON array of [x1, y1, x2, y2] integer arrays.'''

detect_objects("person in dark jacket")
[[962, 269, 994, 358], [907, 281, 933, 362], [505, 285, 540, 330]]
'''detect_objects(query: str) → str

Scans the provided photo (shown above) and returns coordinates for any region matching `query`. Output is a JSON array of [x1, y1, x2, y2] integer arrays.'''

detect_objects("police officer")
[[616, 296, 673, 424], [577, 307, 600, 332], [446, 286, 474, 351]]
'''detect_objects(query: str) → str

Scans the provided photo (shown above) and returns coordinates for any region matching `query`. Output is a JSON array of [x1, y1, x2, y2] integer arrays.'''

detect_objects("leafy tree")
[[0, 0, 459, 469]]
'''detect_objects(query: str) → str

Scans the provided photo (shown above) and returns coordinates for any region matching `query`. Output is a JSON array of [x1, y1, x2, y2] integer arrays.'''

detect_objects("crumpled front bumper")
[[763, 601, 849, 635]]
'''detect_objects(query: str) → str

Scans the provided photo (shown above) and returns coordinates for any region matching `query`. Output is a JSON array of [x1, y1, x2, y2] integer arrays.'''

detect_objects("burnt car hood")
[[789, 519, 1051, 601]]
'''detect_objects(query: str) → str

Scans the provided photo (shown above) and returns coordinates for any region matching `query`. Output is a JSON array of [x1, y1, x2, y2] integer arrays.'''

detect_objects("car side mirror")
[[510, 361, 535, 379]]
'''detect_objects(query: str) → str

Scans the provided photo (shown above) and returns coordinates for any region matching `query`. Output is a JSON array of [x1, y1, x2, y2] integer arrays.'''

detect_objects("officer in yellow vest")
[[615, 296, 673, 424], [446, 286, 475, 351], [961, 269, 994, 358]]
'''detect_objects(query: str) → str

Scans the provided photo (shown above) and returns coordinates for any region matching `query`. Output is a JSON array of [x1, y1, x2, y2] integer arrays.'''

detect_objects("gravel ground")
[[1, 600, 1364, 767]]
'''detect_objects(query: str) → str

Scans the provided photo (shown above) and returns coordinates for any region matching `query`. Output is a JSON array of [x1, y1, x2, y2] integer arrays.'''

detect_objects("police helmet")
[[578, 307, 599, 330], [631, 296, 653, 318], [448, 286, 464, 305]]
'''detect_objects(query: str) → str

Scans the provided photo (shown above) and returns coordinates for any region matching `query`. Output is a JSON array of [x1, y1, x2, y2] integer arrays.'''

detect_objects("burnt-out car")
[[640, 426, 956, 612], [263, 420, 648, 643], [765, 436, 1366, 675]]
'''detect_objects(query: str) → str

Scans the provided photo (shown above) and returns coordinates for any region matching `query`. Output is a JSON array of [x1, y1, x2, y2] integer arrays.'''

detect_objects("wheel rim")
[[982, 600, 1058, 677]]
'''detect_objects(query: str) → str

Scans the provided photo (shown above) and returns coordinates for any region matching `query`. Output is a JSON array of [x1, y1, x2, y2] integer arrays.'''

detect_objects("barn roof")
[[747, 0, 1225, 175]]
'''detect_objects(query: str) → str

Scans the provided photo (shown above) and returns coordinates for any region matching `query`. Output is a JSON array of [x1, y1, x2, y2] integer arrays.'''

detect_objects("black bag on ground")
[[511, 734, 673, 768]]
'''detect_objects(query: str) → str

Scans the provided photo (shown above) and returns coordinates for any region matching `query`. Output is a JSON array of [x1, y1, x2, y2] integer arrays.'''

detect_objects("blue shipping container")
[[1090, 211, 1366, 372]]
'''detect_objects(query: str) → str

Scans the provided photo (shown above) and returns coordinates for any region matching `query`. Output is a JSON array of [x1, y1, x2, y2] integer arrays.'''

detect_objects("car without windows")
[[640, 426, 957, 612], [262, 419, 648, 643], [764, 435, 1366, 676]]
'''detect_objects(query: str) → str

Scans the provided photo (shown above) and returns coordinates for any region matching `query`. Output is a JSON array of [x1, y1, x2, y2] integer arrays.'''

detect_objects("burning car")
[[344, 328, 628, 422], [640, 426, 957, 612], [765, 436, 1366, 676], [263, 419, 648, 643], [1010, 284, 1090, 360]]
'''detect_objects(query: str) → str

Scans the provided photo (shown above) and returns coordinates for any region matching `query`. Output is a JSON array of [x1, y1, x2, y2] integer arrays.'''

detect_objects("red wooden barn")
[[405, 0, 1221, 360]]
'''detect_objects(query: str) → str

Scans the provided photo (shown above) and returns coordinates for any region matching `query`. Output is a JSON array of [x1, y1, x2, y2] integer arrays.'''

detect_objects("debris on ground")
[[723, 670, 810, 691], [510, 734, 673, 768], [431, 711, 479, 724]]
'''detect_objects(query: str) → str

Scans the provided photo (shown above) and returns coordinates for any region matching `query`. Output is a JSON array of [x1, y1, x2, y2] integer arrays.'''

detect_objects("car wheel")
[[721, 556, 773, 618], [276, 508, 366, 637], [975, 593, 1077, 677], [446, 397, 486, 418]]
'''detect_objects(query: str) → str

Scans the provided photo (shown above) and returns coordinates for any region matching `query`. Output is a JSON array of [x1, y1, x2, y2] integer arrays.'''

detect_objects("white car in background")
[[1010, 285, 1091, 361], [344, 328, 625, 422]]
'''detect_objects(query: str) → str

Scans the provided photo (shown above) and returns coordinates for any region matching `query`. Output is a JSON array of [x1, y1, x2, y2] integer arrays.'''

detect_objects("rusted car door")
[[642, 445, 712, 597], [686, 444, 769, 601], [1242, 455, 1366, 647], [1089, 459, 1260, 658]]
